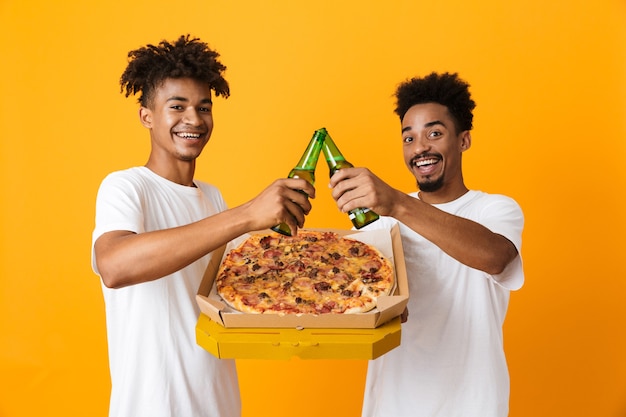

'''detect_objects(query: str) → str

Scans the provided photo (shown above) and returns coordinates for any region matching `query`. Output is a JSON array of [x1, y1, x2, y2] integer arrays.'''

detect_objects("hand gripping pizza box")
[[195, 224, 409, 360]]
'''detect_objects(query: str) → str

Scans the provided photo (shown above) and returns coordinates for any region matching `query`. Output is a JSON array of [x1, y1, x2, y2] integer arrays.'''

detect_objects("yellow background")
[[1, 1, 625, 416]]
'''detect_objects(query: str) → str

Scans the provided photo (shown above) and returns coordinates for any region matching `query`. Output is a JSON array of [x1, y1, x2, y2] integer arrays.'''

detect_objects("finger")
[[401, 307, 409, 323], [284, 217, 300, 236], [330, 175, 357, 202], [286, 190, 313, 215], [299, 181, 316, 199], [328, 168, 353, 187], [284, 178, 316, 199], [334, 184, 366, 213], [284, 199, 307, 227]]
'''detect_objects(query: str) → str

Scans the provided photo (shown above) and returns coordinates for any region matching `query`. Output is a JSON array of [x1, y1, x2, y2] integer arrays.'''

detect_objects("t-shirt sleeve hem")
[[493, 254, 524, 291]]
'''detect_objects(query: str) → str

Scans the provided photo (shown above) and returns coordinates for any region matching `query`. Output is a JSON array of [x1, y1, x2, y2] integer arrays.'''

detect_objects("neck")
[[418, 183, 469, 204], [145, 158, 196, 187]]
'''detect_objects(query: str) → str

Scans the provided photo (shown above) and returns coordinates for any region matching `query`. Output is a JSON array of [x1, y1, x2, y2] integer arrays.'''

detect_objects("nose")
[[182, 108, 203, 126], [409, 135, 431, 156]]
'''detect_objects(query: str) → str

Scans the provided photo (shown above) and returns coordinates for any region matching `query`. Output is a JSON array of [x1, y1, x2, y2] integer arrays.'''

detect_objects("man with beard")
[[328, 72, 524, 417]]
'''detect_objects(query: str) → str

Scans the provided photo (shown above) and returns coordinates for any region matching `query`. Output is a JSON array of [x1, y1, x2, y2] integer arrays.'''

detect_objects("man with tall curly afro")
[[328, 72, 525, 416], [91, 35, 315, 417]]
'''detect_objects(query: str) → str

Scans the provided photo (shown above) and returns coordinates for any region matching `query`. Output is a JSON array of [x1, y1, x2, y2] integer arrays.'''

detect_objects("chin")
[[417, 178, 444, 193], [176, 153, 200, 162]]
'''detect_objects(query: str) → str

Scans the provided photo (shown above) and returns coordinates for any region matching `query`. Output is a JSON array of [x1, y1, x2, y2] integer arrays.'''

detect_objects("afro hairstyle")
[[119, 34, 229, 107], [394, 72, 476, 133]]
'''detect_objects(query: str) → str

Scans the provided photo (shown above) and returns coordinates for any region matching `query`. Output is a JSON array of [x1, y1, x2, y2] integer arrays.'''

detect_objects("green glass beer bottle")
[[322, 130, 380, 229], [271, 128, 327, 236]]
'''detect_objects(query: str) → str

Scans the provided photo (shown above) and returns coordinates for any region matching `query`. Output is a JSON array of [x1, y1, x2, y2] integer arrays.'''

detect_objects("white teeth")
[[177, 132, 201, 139], [415, 158, 438, 167]]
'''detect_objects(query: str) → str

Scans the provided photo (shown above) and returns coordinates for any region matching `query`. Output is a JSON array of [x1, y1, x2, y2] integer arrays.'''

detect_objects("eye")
[[170, 104, 184, 110], [428, 130, 442, 139], [403, 136, 414, 143], [199, 106, 212, 113]]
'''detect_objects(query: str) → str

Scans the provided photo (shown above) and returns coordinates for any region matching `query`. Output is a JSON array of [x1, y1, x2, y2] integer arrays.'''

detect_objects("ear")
[[139, 106, 152, 129], [460, 131, 472, 152]]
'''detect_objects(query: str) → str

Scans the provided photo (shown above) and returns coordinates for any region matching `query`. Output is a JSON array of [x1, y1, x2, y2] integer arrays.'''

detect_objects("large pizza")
[[215, 230, 394, 315]]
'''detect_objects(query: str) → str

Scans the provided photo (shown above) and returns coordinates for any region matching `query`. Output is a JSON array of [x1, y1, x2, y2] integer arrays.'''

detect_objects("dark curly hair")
[[120, 34, 230, 107], [394, 72, 476, 133]]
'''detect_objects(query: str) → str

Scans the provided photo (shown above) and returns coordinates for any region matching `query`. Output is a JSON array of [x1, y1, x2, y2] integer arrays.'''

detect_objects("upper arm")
[[93, 230, 137, 287], [492, 233, 520, 274]]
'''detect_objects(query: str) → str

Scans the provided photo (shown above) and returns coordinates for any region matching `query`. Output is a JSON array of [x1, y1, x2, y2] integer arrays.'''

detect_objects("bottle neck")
[[295, 129, 326, 170], [328, 158, 353, 175], [323, 133, 352, 172]]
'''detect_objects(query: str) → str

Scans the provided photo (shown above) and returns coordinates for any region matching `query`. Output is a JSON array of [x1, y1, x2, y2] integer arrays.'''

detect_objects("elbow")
[[99, 273, 124, 290], [94, 235, 132, 289], [485, 247, 519, 276], [97, 258, 128, 289], [485, 261, 509, 276], [101, 274, 124, 289]]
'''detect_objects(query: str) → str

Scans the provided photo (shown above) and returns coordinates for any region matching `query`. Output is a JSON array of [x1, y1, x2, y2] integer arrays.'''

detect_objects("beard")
[[417, 175, 444, 193]]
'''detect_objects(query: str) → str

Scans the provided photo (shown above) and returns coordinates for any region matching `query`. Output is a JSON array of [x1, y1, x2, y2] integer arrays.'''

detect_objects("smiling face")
[[140, 77, 214, 181], [401, 102, 471, 202]]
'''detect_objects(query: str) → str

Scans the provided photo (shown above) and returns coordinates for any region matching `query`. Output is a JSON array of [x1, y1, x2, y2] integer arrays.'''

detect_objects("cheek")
[[154, 114, 175, 130], [402, 147, 413, 167], [204, 115, 214, 131]]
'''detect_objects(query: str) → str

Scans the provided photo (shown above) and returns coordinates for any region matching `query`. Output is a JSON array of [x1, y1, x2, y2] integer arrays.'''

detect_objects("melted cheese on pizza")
[[215, 231, 394, 315]]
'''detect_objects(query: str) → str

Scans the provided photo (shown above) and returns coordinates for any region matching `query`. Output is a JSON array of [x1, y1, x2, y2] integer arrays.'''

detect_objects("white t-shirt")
[[361, 190, 524, 417], [91, 167, 241, 417]]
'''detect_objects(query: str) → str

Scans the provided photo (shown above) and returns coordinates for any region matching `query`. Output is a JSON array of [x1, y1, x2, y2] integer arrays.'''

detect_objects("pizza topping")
[[314, 281, 332, 292], [216, 231, 394, 315]]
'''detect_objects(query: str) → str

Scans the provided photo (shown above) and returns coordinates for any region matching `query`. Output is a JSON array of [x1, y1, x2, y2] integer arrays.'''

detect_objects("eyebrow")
[[401, 120, 446, 133], [166, 96, 213, 104]]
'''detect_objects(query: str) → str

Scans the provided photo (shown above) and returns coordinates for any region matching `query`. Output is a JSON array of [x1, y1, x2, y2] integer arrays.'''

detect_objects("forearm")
[[391, 194, 518, 275], [95, 177, 315, 288], [95, 205, 254, 288]]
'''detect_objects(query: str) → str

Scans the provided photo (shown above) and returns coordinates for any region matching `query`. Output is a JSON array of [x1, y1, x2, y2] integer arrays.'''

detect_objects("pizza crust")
[[215, 231, 394, 315]]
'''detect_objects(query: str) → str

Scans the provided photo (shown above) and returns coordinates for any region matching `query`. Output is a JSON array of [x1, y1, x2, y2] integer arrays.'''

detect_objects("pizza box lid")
[[195, 313, 402, 360], [196, 224, 409, 329]]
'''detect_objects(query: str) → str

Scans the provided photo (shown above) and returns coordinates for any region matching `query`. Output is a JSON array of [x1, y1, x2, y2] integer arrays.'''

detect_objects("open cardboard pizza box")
[[196, 224, 409, 329], [195, 224, 408, 360]]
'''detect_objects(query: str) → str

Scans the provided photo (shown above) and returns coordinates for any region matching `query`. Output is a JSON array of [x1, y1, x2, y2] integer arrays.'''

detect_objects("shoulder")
[[468, 190, 518, 204], [194, 179, 228, 211], [99, 167, 152, 189], [194, 179, 221, 195], [464, 191, 523, 215], [95, 167, 160, 206], [467, 190, 524, 244]]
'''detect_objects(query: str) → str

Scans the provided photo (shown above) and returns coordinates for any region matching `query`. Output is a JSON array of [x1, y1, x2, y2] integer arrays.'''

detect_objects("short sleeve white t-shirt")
[[91, 167, 241, 417], [361, 190, 524, 417]]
